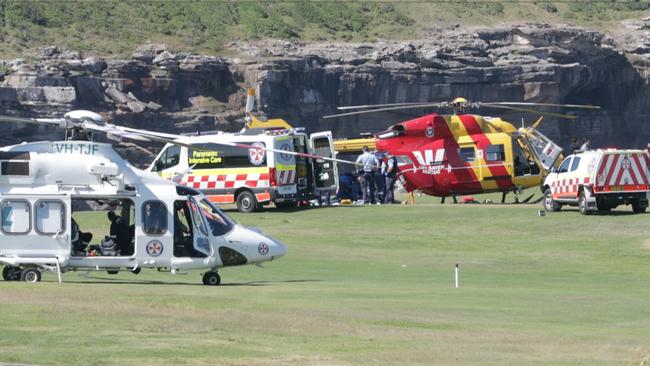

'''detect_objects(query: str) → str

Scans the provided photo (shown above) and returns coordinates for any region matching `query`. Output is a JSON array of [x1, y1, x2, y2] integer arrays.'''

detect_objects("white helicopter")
[[0, 110, 292, 285]]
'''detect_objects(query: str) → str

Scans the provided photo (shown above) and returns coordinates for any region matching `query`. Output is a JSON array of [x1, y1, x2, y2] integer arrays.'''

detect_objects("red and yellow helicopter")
[[326, 98, 600, 202]]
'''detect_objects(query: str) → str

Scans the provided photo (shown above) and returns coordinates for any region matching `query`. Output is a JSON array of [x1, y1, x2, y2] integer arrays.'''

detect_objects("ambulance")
[[542, 149, 650, 214], [149, 129, 338, 212]]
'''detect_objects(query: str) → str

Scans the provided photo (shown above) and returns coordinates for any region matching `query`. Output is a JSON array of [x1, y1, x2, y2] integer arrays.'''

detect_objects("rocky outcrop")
[[233, 24, 643, 148], [1, 22, 650, 166]]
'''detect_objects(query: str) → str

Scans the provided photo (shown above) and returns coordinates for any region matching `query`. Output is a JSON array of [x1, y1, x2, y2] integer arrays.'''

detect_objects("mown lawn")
[[0, 196, 649, 365]]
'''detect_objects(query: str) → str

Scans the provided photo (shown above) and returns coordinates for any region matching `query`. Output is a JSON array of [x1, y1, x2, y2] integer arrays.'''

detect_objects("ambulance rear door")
[[309, 131, 339, 191], [273, 135, 298, 195], [594, 151, 650, 192]]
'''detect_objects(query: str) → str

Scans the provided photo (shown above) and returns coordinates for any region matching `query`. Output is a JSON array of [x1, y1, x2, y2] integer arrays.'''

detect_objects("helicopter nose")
[[236, 226, 287, 261], [269, 237, 287, 259]]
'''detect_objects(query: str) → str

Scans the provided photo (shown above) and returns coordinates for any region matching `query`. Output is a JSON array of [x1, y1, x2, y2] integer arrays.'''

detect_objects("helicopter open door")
[[521, 128, 563, 172], [309, 131, 339, 191], [187, 197, 212, 257]]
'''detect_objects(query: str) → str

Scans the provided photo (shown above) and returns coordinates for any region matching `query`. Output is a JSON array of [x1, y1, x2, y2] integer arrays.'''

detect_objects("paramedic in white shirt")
[[355, 146, 379, 204]]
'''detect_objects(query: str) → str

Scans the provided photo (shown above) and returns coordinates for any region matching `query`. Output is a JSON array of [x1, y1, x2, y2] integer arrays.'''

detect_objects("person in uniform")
[[355, 146, 379, 204], [381, 152, 398, 204]]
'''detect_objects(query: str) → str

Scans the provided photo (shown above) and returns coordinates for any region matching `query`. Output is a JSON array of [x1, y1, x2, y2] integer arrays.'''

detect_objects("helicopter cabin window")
[[188, 143, 265, 170], [570, 157, 581, 172], [459, 147, 476, 162], [35, 200, 65, 235], [153, 146, 181, 172], [486, 144, 505, 162], [70, 198, 135, 257], [142, 201, 167, 235], [1, 200, 31, 234], [558, 157, 572, 173]]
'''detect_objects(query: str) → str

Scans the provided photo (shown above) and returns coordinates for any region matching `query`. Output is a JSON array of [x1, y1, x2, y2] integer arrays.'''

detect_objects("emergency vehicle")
[[149, 129, 338, 213], [542, 149, 650, 214], [0, 139, 286, 285]]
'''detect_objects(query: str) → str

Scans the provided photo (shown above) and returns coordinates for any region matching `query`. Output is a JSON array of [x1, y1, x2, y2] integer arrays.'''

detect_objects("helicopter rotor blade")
[[323, 102, 448, 119], [337, 102, 438, 110], [0, 115, 67, 127], [80, 123, 364, 167], [479, 103, 578, 119], [487, 102, 601, 110]]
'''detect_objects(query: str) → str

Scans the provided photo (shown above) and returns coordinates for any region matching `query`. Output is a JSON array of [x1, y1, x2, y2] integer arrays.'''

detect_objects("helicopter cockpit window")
[[486, 144, 505, 162], [198, 198, 234, 236], [142, 201, 167, 235], [188, 199, 208, 236], [35, 200, 65, 235], [558, 157, 572, 173], [459, 147, 476, 162], [1, 200, 31, 234], [152, 146, 181, 172], [570, 157, 581, 172]]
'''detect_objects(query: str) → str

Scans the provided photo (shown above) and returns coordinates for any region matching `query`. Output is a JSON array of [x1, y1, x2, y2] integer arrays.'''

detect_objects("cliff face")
[[0, 23, 649, 165]]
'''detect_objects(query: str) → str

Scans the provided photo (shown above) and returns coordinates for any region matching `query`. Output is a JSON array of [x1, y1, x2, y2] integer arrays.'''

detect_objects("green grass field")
[[1, 195, 649, 365]]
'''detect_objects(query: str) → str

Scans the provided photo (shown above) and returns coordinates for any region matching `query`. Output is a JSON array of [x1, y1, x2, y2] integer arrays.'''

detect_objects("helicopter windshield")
[[522, 128, 562, 171], [189, 197, 235, 237]]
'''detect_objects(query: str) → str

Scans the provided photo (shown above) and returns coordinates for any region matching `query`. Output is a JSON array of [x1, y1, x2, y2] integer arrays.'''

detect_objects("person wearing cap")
[[355, 145, 379, 204], [381, 151, 398, 204]]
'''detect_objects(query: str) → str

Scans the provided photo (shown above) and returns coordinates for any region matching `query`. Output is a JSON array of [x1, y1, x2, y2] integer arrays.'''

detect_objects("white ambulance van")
[[542, 149, 650, 214], [149, 129, 338, 213]]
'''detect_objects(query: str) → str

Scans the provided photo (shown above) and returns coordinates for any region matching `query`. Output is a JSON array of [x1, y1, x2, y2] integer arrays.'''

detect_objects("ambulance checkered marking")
[[551, 177, 591, 195], [596, 154, 650, 187], [183, 173, 270, 190], [277, 170, 295, 185]]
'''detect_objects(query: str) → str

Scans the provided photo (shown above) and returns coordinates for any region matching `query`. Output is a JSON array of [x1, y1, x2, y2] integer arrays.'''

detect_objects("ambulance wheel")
[[578, 193, 591, 215], [2, 266, 21, 281], [236, 191, 258, 213], [20, 268, 41, 283], [202, 271, 221, 286], [543, 189, 561, 212], [632, 200, 646, 213]]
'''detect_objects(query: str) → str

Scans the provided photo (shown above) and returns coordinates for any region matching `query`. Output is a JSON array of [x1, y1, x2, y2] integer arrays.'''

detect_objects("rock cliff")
[[1, 22, 649, 166]]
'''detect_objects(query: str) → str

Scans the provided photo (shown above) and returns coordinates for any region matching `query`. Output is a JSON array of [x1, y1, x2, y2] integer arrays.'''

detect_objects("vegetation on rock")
[[0, 1, 649, 58]]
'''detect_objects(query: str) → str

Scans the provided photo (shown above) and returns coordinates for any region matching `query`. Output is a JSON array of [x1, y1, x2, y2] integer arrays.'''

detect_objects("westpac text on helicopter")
[[0, 116, 287, 285]]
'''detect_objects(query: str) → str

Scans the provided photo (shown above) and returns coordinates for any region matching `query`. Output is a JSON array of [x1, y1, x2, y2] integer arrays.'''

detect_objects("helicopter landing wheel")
[[2, 266, 22, 281], [202, 271, 221, 286], [20, 268, 41, 283]]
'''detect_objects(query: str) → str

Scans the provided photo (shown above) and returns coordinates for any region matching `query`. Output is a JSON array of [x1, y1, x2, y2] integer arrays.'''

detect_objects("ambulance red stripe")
[[604, 155, 620, 186], [596, 153, 609, 180], [631, 154, 646, 185]]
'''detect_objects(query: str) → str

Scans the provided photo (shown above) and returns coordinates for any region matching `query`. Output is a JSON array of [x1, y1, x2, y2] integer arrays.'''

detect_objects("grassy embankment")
[[0, 194, 649, 365], [0, 1, 650, 58]]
